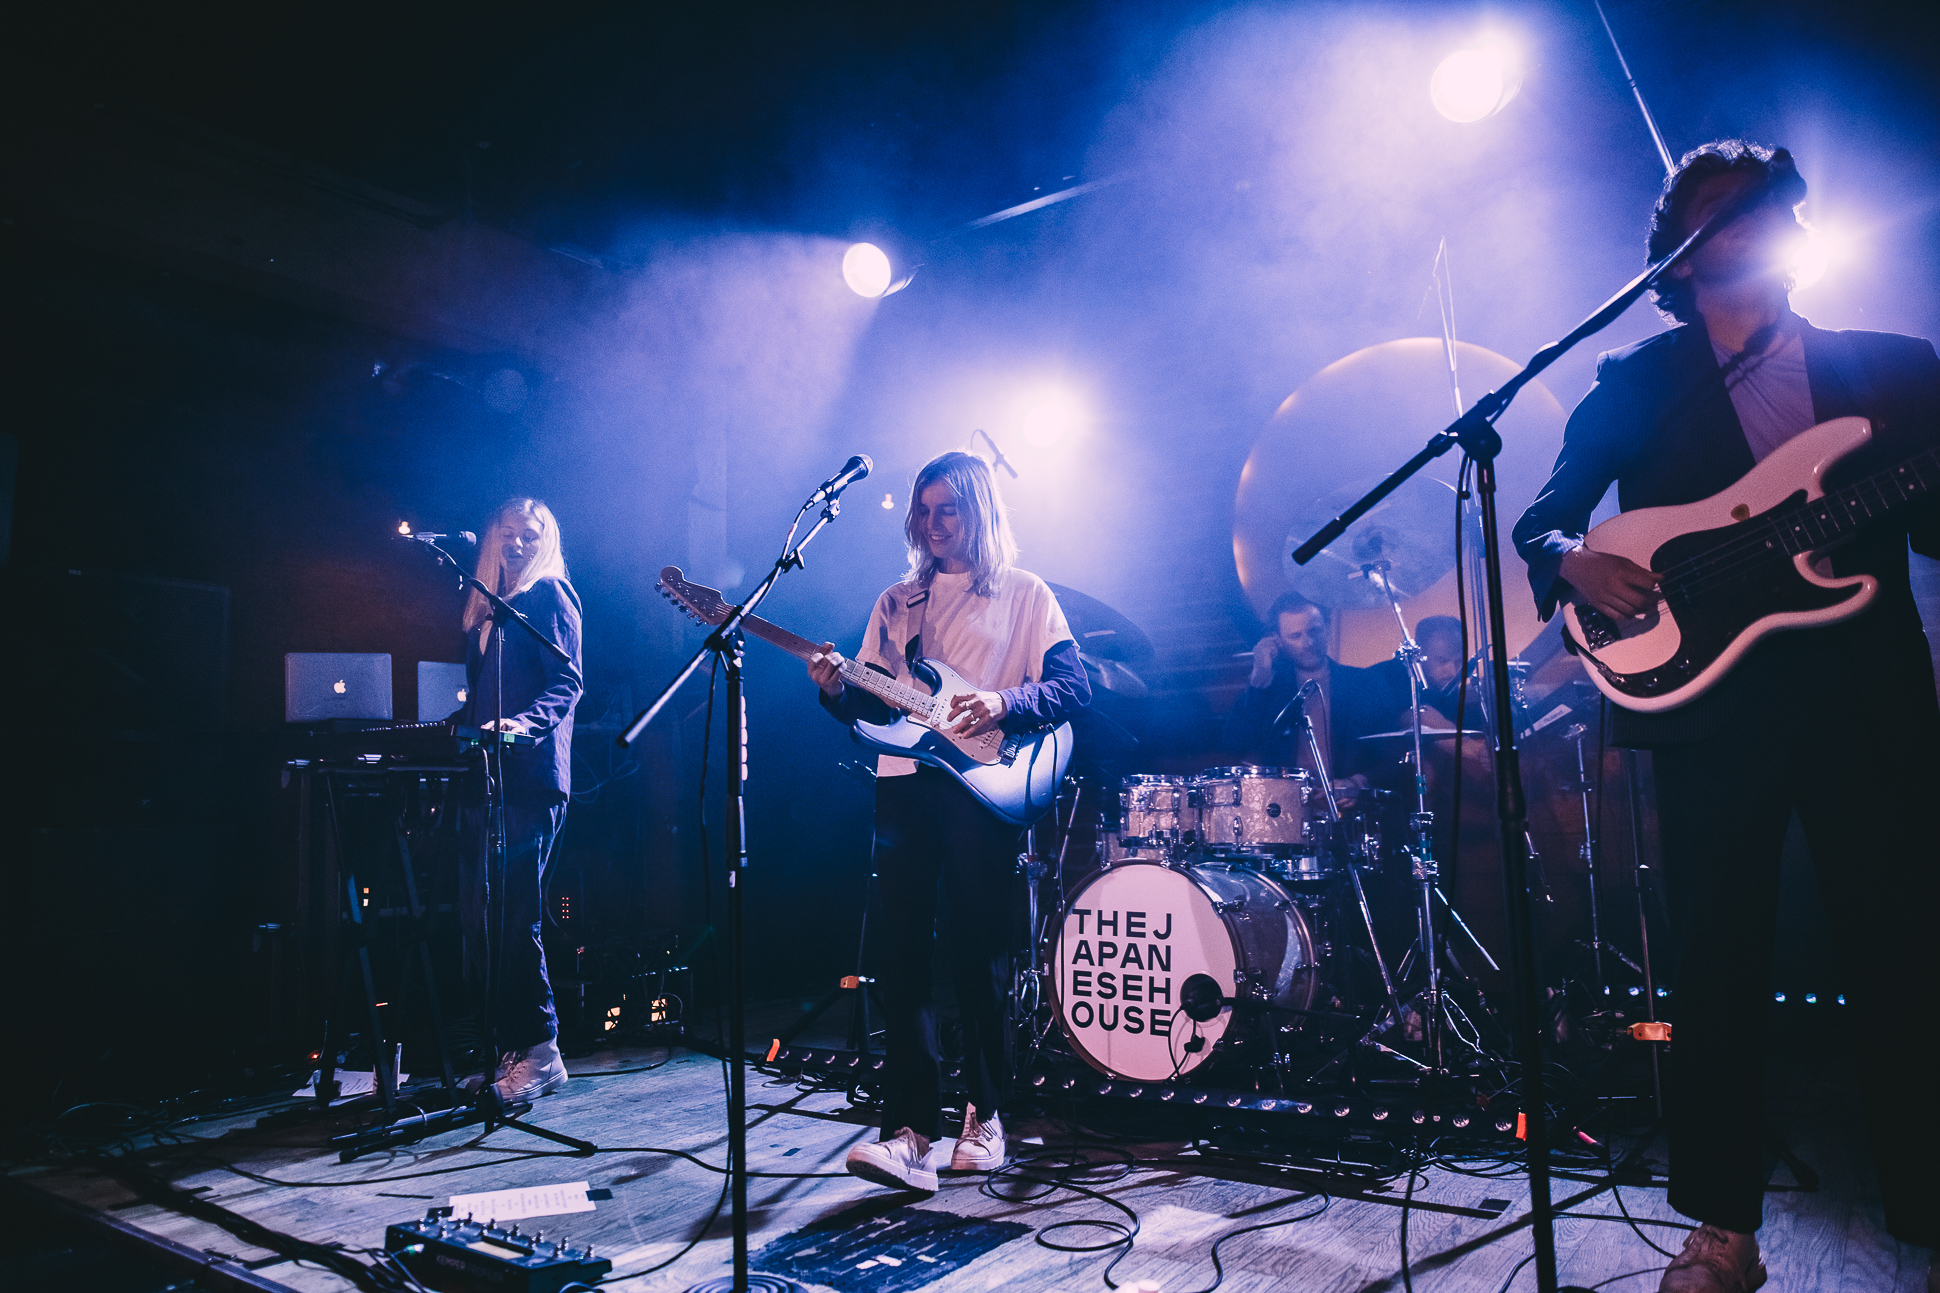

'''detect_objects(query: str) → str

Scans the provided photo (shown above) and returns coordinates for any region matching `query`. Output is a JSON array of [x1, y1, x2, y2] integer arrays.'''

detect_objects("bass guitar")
[[1562, 416, 1939, 712], [658, 567, 1072, 825]]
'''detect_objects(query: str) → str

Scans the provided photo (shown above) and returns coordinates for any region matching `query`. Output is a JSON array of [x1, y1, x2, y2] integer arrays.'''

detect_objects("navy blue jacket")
[[1513, 318, 1940, 746], [1221, 657, 1409, 781], [463, 576, 584, 797]]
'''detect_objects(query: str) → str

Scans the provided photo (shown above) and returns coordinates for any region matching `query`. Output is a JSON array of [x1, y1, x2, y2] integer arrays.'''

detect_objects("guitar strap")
[[904, 587, 930, 671]]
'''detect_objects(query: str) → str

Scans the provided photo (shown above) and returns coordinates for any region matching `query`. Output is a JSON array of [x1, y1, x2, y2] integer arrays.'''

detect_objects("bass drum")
[[1049, 860, 1320, 1081]]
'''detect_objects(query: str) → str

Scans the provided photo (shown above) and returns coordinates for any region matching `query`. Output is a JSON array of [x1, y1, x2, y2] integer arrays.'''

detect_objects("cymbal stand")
[[1563, 722, 1642, 998], [1365, 561, 1452, 1075], [1283, 685, 1403, 1027]]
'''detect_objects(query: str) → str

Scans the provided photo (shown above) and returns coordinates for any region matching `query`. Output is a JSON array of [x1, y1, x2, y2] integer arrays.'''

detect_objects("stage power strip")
[[385, 1212, 613, 1293]]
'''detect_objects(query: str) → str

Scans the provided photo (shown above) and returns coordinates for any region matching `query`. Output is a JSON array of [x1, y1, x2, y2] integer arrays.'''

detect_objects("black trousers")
[[1652, 686, 1940, 1245], [460, 788, 567, 1053], [871, 765, 1024, 1141]]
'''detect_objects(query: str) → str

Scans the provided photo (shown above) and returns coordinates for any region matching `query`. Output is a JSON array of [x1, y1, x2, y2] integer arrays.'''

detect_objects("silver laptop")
[[417, 661, 471, 724], [285, 653, 393, 723]]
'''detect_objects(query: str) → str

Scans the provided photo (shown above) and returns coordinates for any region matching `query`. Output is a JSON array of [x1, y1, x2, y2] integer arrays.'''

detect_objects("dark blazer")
[[463, 576, 584, 798], [1222, 657, 1408, 780], [1512, 316, 1940, 746]]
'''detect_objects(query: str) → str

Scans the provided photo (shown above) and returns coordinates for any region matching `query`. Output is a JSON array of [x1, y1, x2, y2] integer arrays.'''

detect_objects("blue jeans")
[[461, 790, 567, 1052]]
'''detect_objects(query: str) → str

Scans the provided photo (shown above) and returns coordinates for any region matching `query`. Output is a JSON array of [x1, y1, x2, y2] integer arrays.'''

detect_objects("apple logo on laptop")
[[333, 680, 346, 694], [457, 688, 468, 702]]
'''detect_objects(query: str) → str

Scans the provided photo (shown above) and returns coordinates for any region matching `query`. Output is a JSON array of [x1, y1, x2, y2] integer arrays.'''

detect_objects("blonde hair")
[[903, 451, 1018, 597], [463, 497, 568, 634]]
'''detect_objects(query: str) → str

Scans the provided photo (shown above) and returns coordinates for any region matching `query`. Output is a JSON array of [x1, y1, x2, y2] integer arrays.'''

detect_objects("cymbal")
[[1282, 475, 1455, 609], [1047, 582, 1155, 664], [1081, 655, 1151, 699], [1357, 727, 1486, 742]]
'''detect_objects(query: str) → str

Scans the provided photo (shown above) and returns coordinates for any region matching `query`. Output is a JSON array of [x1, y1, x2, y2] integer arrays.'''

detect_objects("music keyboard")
[[293, 720, 537, 767]]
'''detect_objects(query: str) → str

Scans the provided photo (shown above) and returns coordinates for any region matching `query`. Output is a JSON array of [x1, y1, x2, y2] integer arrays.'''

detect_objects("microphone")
[[1181, 973, 1231, 1023], [1272, 678, 1319, 735], [972, 429, 1019, 478], [810, 454, 873, 504], [398, 528, 477, 545]]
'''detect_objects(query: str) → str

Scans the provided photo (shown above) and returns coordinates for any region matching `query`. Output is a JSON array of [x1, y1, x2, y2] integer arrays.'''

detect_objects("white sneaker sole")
[[949, 1145, 1006, 1173], [846, 1149, 937, 1193]]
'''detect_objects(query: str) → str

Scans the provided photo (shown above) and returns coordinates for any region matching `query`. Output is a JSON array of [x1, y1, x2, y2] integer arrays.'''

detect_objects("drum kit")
[[1028, 713, 1504, 1092], [1003, 350, 1651, 1105]]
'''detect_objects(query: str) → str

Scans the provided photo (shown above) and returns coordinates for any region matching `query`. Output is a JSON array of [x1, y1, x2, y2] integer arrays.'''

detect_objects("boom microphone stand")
[[336, 535, 596, 1161], [1290, 174, 1780, 1293], [618, 458, 871, 1293]]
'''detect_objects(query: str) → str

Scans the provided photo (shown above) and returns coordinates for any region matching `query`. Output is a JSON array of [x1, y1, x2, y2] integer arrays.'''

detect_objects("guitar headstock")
[[657, 567, 731, 627]]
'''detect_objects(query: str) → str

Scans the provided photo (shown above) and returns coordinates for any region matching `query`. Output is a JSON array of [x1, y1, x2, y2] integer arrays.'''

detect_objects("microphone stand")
[[618, 484, 852, 1293], [336, 539, 595, 1162], [1287, 179, 1773, 1293]]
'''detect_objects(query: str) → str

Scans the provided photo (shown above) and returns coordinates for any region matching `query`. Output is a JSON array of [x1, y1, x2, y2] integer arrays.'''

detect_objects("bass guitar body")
[[852, 654, 1073, 827], [1562, 416, 1879, 713]]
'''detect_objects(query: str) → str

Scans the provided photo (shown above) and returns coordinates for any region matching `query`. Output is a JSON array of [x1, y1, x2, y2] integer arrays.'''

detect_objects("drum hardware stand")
[[1366, 560, 1470, 1078], [1562, 723, 1643, 998], [619, 469, 864, 1293], [1621, 744, 1665, 1118], [1287, 177, 1766, 1293], [1284, 682, 1405, 1028]]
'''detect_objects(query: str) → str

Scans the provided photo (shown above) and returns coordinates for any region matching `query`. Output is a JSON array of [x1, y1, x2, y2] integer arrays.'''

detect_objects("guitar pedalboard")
[[384, 1211, 612, 1293]]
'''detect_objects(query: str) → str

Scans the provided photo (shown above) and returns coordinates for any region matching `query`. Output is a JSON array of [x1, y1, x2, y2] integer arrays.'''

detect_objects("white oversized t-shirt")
[[851, 567, 1075, 776]]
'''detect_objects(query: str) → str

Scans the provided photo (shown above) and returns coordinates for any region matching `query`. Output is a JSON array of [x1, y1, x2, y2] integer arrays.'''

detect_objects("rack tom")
[[1119, 774, 1194, 843], [1193, 766, 1312, 854]]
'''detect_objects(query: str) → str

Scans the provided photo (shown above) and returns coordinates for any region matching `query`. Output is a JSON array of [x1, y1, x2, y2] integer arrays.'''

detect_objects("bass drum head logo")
[[1051, 863, 1235, 1081]]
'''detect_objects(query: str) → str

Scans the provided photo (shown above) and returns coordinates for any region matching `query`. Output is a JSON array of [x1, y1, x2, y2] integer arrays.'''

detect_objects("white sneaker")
[[845, 1127, 937, 1193], [950, 1104, 1006, 1172], [490, 1037, 568, 1105]]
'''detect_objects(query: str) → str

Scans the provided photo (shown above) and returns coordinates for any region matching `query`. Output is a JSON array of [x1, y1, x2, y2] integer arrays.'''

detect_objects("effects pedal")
[[385, 1211, 612, 1293]]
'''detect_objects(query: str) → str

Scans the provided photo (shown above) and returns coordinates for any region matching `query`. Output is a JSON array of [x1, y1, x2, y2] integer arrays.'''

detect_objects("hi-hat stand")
[[1290, 172, 1783, 1293], [618, 464, 870, 1293], [1361, 561, 1498, 1074]]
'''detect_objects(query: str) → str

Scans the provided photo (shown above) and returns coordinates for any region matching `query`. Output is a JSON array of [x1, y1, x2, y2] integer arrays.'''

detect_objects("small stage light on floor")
[[1430, 44, 1522, 123]]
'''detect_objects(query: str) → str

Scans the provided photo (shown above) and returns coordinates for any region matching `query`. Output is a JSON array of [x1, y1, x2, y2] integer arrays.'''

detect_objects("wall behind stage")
[[0, 222, 888, 1106]]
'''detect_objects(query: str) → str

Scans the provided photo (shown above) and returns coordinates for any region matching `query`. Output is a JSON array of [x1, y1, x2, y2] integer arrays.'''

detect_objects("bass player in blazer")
[[807, 450, 1091, 1193], [1514, 142, 1940, 1293]]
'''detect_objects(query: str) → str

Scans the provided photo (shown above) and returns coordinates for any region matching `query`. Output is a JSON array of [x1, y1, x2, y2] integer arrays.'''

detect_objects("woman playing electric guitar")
[[806, 450, 1090, 1193]]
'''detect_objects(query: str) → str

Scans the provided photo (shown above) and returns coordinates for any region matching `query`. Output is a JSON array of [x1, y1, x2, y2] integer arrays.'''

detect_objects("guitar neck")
[[1776, 443, 1940, 553], [733, 611, 937, 716]]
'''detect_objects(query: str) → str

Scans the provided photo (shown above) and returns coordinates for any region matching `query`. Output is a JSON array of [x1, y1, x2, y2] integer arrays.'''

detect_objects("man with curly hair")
[[1516, 142, 1940, 1293]]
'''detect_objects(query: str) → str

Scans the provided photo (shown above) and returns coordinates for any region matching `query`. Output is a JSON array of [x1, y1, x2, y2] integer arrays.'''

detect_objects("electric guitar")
[[1562, 416, 1940, 712], [657, 567, 1073, 825]]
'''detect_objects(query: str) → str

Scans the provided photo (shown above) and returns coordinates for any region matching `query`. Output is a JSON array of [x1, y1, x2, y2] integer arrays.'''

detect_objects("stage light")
[[880, 492, 896, 510], [842, 242, 893, 298], [1013, 383, 1089, 449], [1790, 225, 1845, 292], [1430, 45, 1522, 123]]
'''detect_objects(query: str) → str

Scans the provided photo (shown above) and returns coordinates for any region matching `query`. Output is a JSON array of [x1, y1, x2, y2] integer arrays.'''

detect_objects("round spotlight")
[[842, 242, 893, 298], [1430, 47, 1521, 123]]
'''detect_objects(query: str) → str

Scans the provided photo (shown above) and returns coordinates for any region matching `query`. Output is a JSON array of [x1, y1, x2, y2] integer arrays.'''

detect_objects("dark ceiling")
[[15, 1, 1931, 265]]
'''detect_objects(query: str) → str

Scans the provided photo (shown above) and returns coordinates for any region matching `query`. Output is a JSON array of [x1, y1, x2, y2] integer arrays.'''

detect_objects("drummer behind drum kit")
[[1034, 563, 1510, 1097]]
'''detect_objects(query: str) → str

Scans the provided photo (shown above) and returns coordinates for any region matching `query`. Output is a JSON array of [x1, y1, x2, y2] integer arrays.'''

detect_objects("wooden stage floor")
[[7, 1022, 1927, 1293]]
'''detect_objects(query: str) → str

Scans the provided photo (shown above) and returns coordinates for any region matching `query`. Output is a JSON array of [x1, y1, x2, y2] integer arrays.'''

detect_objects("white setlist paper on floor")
[[291, 1070, 409, 1103], [448, 1182, 598, 1222]]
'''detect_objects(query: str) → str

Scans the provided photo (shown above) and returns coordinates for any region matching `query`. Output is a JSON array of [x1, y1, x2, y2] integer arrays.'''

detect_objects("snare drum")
[[1192, 766, 1312, 854], [1119, 774, 1194, 842]]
